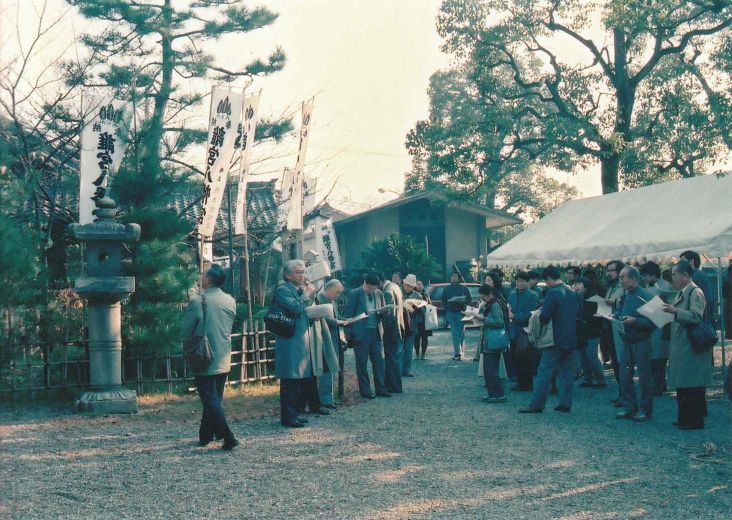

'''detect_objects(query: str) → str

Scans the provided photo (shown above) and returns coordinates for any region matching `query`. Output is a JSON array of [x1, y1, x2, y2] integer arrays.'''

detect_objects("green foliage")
[[406, 68, 577, 221], [357, 235, 443, 283], [432, 0, 732, 193]]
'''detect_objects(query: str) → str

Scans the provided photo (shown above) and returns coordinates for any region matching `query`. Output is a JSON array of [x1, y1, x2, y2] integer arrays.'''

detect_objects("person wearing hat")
[[401, 274, 421, 377]]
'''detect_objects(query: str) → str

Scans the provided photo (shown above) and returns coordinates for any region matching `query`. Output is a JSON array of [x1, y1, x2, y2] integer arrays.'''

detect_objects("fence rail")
[[0, 322, 276, 399]]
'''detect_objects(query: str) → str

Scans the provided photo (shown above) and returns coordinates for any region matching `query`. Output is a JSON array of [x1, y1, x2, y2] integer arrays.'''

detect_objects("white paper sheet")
[[376, 304, 396, 315], [448, 295, 468, 304], [462, 305, 481, 318], [306, 303, 334, 320], [404, 298, 427, 309], [637, 296, 674, 329], [345, 312, 368, 325], [586, 295, 613, 317]]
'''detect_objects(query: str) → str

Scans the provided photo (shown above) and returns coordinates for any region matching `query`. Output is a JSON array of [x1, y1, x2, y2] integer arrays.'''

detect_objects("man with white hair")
[[317, 278, 345, 408], [615, 265, 656, 422], [273, 259, 327, 428]]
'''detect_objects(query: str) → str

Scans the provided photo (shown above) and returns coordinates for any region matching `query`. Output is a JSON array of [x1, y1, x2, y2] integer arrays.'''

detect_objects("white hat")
[[403, 274, 417, 287]]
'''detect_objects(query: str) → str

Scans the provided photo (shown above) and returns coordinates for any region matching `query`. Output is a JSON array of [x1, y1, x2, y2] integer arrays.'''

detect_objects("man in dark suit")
[[344, 273, 390, 399], [519, 265, 579, 414]]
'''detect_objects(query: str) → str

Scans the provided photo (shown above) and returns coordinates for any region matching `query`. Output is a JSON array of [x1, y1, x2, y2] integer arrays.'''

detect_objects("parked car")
[[426, 283, 481, 329]]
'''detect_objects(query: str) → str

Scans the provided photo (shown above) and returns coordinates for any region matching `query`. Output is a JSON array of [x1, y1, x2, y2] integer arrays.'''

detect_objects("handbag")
[[683, 288, 718, 353], [687, 320, 717, 353], [183, 295, 213, 372], [483, 326, 509, 352], [424, 304, 439, 330], [264, 293, 296, 338]]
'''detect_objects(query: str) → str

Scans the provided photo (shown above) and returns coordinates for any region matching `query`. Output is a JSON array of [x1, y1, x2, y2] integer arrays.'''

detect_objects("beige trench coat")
[[668, 282, 712, 389]]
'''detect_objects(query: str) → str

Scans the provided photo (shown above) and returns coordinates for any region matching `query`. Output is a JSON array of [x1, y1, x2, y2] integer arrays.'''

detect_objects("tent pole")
[[718, 257, 727, 387]]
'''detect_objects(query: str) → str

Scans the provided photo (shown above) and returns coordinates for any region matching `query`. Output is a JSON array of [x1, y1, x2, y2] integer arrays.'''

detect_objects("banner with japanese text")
[[314, 216, 342, 272], [233, 92, 261, 235], [286, 98, 314, 230], [79, 96, 132, 224], [198, 88, 244, 238]]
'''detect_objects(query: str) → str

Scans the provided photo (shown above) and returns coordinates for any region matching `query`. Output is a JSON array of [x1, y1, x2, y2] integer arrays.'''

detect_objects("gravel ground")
[[2, 330, 731, 520]]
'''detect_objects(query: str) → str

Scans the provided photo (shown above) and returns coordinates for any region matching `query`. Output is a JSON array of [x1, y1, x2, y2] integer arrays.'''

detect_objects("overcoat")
[[273, 281, 316, 379], [668, 282, 712, 389]]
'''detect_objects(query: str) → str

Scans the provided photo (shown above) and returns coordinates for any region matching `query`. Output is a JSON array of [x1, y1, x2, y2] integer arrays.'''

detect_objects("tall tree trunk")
[[601, 155, 620, 194], [140, 0, 173, 189]]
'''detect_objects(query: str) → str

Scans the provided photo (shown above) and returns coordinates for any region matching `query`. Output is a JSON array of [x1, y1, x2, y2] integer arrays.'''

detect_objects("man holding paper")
[[344, 273, 391, 399], [614, 266, 656, 421], [640, 261, 673, 395]]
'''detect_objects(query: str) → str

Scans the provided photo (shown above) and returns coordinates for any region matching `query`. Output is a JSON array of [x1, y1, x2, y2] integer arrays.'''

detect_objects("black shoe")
[[295, 416, 309, 424], [518, 407, 543, 413], [362, 394, 375, 399], [222, 438, 240, 451], [314, 408, 331, 416], [591, 382, 607, 388], [554, 405, 571, 413], [198, 438, 213, 447], [283, 421, 305, 428], [322, 404, 337, 410], [376, 392, 392, 398], [403, 373, 415, 377]]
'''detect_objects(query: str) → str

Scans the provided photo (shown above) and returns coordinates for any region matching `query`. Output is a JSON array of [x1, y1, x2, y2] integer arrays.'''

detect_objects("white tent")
[[487, 173, 732, 377], [486, 173, 732, 267]]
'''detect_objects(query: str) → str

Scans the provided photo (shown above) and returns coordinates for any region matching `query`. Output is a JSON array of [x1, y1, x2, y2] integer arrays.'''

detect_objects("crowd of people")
[[181, 250, 720, 449]]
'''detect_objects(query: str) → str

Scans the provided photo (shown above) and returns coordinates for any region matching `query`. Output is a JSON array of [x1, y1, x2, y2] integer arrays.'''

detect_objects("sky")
[[2, 0, 603, 212]]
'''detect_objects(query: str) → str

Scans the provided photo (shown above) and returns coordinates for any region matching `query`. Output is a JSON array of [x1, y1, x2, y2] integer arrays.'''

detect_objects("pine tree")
[[66, 0, 288, 356]]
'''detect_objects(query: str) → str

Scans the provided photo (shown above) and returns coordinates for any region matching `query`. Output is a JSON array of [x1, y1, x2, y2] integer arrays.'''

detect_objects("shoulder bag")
[[264, 291, 297, 338], [183, 295, 213, 372], [685, 289, 717, 353]]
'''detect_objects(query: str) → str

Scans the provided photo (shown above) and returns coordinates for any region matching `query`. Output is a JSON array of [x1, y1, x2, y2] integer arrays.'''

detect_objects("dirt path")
[[2, 330, 731, 519]]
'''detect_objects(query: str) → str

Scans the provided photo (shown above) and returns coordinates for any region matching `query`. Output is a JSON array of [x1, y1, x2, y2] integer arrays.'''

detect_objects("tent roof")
[[486, 174, 732, 267]]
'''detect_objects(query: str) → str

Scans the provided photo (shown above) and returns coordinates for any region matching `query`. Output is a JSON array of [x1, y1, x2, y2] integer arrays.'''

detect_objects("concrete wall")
[[444, 208, 481, 270], [335, 208, 399, 270]]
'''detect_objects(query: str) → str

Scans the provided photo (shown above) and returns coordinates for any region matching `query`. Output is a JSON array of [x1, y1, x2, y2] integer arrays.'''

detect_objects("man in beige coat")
[[181, 264, 238, 449], [663, 259, 711, 430]]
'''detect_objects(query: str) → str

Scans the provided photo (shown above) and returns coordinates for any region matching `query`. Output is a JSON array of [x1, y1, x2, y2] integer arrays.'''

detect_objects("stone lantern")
[[68, 197, 141, 413]]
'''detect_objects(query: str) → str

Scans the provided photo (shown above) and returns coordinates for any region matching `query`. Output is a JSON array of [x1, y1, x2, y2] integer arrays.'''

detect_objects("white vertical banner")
[[198, 88, 244, 238], [202, 241, 213, 263], [286, 97, 314, 230], [79, 96, 132, 224], [314, 216, 342, 272], [233, 92, 261, 235]]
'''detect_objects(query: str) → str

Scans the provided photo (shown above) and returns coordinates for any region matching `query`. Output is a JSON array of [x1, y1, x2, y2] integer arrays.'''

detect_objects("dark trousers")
[[297, 376, 321, 413], [383, 332, 403, 393], [676, 386, 706, 428], [414, 325, 429, 356], [195, 373, 234, 443], [280, 377, 319, 425], [483, 352, 504, 397], [650, 358, 667, 395], [354, 329, 388, 397], [514, 343, 540, 390], [601, 328, 620, 384]]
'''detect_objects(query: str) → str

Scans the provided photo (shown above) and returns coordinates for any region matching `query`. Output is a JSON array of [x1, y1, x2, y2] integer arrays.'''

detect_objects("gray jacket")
[[345, 287, 385, 343], [181, 287, 236, 376]]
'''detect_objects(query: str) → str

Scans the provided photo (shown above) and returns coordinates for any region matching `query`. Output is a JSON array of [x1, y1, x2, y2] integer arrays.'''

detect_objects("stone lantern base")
[[76, 387, 138, 414]]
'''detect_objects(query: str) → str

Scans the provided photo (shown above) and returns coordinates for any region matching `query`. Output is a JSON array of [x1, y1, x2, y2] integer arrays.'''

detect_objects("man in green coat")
[[181, 264, 238, 450]]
